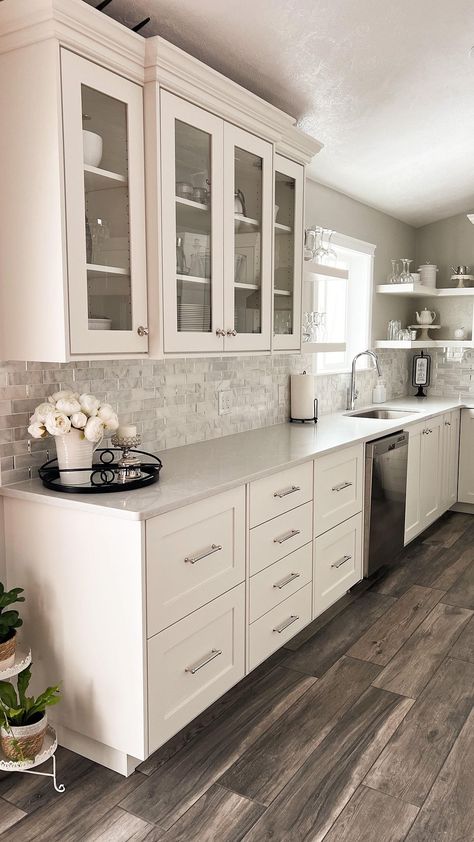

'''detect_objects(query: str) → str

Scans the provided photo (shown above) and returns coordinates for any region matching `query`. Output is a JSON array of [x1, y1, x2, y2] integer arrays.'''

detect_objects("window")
[[310, 234, 374, 374]]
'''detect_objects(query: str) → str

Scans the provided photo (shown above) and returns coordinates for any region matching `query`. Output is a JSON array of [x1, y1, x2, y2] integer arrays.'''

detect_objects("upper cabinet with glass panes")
[[0, 1, 321, 362]]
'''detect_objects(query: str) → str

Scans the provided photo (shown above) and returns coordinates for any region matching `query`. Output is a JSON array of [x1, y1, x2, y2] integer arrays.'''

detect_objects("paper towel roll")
[[291, 372, 317, 421]]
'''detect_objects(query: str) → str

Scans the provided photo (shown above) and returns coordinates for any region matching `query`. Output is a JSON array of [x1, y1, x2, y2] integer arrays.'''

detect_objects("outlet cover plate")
[[218, 390, 232, 415]]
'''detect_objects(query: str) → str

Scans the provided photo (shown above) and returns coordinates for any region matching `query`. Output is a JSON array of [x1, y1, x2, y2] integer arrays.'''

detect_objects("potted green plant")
[[0, 664, 61, 761], [0, 583, 25, 669]]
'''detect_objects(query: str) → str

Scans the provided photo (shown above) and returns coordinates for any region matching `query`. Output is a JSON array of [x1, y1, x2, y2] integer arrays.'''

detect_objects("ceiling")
[[84, 0, 474, 228]]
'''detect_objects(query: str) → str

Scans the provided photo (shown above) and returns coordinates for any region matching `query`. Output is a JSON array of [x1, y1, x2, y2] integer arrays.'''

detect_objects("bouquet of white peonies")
[[28, 391, 119, 443]]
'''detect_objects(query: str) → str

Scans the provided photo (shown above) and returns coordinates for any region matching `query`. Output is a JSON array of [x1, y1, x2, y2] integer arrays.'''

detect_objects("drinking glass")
[[387, 259, 400, 284], [313, 228, 327, 260], [399, 259, 414, 284], [321, 230, 337, 266]]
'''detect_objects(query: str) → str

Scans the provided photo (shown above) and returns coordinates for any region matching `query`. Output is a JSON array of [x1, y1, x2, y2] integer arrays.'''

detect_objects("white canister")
[[83, 130, 103, 167], [372, 380, 386, 403], [290, 372, 318, 422], [55, 428, 98, 486], [418, 263, 438, 288]]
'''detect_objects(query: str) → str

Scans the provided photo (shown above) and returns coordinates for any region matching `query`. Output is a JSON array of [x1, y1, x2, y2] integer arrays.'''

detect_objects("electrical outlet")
[[218, 390, 232, 415]]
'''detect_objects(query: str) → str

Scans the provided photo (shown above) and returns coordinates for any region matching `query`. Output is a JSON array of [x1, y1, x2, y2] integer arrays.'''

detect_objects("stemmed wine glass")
[[399, 259, 414, 284], [387, 259, 400, 284], [321, 230, 337, 266]]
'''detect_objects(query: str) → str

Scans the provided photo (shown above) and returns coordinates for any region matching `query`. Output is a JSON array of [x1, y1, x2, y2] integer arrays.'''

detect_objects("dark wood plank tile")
[[0, 746, 93, 814], [365, 656, 474, 805], [120, 666, 314, 830], [431, 547, 474, 590], [348, 585, 444, 666], [219, 656, 380, 805], [0, 798, 26, 835], [322, 785, 418, 842], [163, 784, 264, 842], [242, 686, 414, 842], [422, 511, 472, 548], [281, 590, 396, 677], [449, 615, 474, 662], [137, 650, 285, 776], [370, 540, 442, 598], [0, 763, 146, 842], [442, 560, 474, 609], [373, 602, 473, 697], [81, 807, 161, 841], [405, 708, 474, 842]]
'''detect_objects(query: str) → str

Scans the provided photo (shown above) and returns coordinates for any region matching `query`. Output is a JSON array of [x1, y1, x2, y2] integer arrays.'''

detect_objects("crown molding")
[[145, 37, 322, 164], [0, 0, 145, 83]]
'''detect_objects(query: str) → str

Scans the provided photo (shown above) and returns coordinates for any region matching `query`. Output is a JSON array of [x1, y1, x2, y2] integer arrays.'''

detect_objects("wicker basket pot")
[[1, 713, 47, 762], [0, 629, 16, 669]]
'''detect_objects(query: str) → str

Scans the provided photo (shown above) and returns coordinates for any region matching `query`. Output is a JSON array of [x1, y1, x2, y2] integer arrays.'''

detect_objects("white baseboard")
[[55, 723, 140, 777]]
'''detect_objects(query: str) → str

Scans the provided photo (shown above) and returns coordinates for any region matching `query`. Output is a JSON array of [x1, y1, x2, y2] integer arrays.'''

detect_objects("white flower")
[[55, 397, 81, 416], [98, 404, 119, 432], [84, 416, 104, 443], [48, 390, 78, 405], [32, 402, 55, 422], [44, 411, 71, 437], [28, 420, 47, 439], [70, 411, 88, 430], [79, 393, 100, 417]]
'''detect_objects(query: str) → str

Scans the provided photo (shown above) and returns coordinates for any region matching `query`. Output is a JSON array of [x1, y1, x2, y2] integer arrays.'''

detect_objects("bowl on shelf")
[[83, 130, 103, 167]]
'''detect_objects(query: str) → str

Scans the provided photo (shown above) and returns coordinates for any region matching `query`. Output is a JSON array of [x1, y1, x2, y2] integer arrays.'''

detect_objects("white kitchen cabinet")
[[273, 155, 304, 351], [248, 583, 312, 671], [405, 420, 424, 544], [458, 408, 474, 504], [441, 409, 460, 510], [405, 415, 444, 544], [0, 5, 148, 361], [313, 512, 362, 615], [314, 444, 364, 537]]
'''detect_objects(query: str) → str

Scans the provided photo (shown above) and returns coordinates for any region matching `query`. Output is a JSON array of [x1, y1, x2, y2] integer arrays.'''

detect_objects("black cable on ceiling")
[[94, 0, 151, 34]]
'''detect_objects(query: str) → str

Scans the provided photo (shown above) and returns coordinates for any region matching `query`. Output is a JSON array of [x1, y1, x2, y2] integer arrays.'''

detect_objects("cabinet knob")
[[137, 325, 149, 337], [226, 329, 237, 336], [215, 328, 226, 337]]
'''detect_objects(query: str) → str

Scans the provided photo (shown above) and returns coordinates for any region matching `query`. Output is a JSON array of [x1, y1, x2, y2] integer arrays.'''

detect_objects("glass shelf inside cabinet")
[[234, 147, 263, 334], [175, 120, 213, 333], [273, 170, 296, 335], [82, 85, 132, 332]]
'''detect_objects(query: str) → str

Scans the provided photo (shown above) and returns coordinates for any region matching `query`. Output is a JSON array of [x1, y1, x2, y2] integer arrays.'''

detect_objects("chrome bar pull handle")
[[331, 481, 353, 492], [185, 648, 222, 674], [184, 543, 223, 564], [273, 615, 299, 634], [273, 485, 301, 499], [331, 554, 352, 569], [273, 572, 301, 590], [273, 529, 301, 545]]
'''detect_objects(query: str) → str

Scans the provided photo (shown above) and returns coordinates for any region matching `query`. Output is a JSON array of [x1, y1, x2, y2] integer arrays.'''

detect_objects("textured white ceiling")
[[84, 0, 474, 227]]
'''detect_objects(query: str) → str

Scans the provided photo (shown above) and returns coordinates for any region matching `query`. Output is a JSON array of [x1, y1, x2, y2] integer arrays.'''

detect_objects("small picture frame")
[[412, 351, 431, 397]]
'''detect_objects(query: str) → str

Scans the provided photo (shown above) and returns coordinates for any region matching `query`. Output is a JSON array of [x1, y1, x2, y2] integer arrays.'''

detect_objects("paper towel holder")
[[290, 397, 318, 424]]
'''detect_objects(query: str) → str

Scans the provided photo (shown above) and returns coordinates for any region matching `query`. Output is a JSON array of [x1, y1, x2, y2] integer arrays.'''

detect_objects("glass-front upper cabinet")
[[223, 126, 273, 351], [61, 50, 148, 355], [273, 155, 304, 351], [161, 91, 224, 353]]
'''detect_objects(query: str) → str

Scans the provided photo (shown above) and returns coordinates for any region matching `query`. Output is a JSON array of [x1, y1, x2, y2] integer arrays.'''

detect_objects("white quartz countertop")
[[1, 396, 471, 521]]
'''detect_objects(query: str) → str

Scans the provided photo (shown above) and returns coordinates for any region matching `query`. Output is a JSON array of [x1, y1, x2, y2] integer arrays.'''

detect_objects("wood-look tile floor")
[[1, 511, 474, 841]]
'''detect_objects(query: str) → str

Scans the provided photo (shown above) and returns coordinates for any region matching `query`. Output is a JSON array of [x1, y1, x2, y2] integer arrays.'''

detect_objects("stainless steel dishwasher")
[[364, 431, 409, 577]]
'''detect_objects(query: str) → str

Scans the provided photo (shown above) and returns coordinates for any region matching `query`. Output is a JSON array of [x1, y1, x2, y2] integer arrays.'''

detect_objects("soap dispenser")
[[372, 378, 386, 404]]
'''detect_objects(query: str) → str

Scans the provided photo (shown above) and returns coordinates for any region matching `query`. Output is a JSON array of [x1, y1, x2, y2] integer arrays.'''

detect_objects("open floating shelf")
[[375, 340, 474, 349], [376, 283, 474, 298], [84, 165, 127, 191], [302, 341, 346, 353], [304, 263, 349, 280]]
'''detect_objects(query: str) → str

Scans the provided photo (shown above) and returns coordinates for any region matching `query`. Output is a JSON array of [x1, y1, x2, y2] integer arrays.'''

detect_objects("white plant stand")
[[0, 648, 65, 793]]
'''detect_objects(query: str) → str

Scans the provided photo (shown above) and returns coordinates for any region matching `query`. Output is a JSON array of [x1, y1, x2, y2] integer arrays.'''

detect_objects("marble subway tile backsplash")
[[427, 348, 474, 398], [0, 350, 409, 485]]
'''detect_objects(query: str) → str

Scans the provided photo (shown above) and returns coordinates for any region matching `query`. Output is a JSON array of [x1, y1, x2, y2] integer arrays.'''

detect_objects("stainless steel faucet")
[[348, 350, 382, 411]]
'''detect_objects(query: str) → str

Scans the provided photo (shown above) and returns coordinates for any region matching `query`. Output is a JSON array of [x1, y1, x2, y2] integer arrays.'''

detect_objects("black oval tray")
[[38, 448, 162, 493]]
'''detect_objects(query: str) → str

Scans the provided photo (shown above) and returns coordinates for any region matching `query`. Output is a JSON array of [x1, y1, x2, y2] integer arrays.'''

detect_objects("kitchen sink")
[[347, 408, 418, 419]]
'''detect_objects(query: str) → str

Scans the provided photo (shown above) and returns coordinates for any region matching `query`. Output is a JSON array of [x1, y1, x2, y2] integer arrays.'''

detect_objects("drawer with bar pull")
[[313, 512, 362, 615], [147, 584, 245, 751], [249, 543, 312, 622], [314, 444, 363, 536], [249, 583, 312, 670], [146, 486, 245, 635], [249, 462, 313, 527], [249, 500, 313, 576]]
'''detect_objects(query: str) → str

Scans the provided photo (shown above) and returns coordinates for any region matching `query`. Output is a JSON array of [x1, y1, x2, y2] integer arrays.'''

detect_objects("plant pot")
[[83, 130, 103, 167], [0, 629, 16, 669], [55, 427, 95, 486], [1, 713, 47, 762]]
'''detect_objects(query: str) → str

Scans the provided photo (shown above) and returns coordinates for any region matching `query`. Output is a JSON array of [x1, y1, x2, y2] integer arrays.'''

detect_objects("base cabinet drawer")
[[249, 543, 312, 623], [249, 462, 313, 527], [249, 583, 312, 670], [249, 501, 313, 576], [148, 584, 245, 752], [314, 513, 362, 616], [314, 444, 363, 536], [146, 487, 245, 634]]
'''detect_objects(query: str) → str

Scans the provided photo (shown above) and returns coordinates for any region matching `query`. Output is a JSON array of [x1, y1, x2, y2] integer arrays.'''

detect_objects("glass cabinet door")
[[161, 91, 224, 353], [223, 125, 273, 351], [61, 50, 147, 355], [273, 155, 304, 351]]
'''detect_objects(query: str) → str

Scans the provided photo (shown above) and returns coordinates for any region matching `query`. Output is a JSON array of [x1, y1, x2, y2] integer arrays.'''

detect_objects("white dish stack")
[[418, 263, 438, 288]]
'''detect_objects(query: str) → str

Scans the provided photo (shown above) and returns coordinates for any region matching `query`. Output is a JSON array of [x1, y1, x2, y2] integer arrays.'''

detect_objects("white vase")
[[83, 130, 103, 167], [55, 428, 95, 486]]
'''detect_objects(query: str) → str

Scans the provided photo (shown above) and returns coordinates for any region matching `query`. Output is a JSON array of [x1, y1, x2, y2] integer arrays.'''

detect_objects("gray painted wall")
[[415, 212, 474, 284]]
